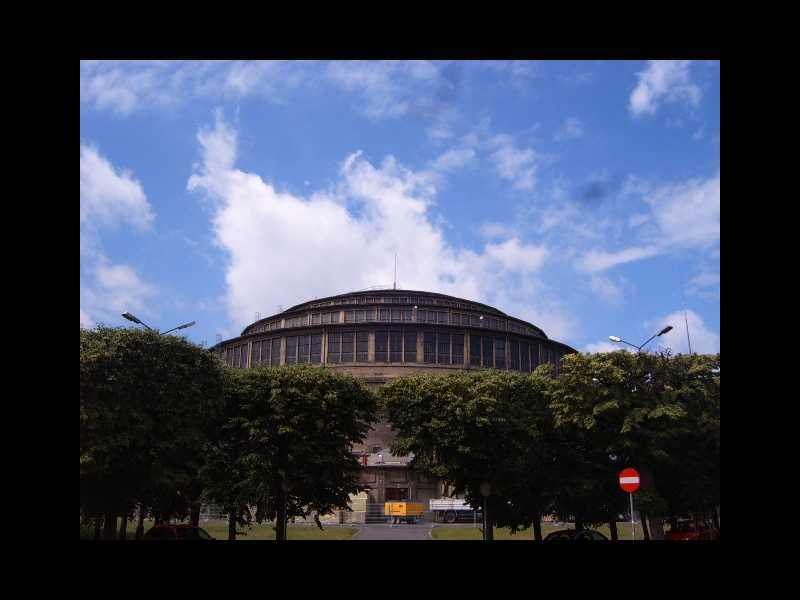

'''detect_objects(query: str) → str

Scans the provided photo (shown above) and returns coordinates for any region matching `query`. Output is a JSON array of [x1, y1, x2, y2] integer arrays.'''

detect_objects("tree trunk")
[[574, 518, 584, 532], [640, 512, 651, 540], [136, 505, 145, 540], [94, 516, 103, 539], [228, 509, 237, 541], [102, 513, 118, 540], [532, 511, 542, 541], [190, 503, 201, 528], [712, 506, 720, 531], [609, 519, 618, 541], [484, 500, 493, 541], [648, 516, 665, 540], [276, 489, 287, 542], [118, 514, 128, 540]]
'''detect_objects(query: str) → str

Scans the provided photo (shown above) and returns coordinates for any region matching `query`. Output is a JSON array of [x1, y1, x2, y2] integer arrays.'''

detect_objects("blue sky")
[[80, 60, 720, 354]]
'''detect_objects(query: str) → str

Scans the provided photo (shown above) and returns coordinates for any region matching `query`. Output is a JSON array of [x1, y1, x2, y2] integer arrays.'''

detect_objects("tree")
[[80, 326, 225, 538], [546, 350, 720, 537], [226, 365, 378, 541], [380, 370, 557, 540]]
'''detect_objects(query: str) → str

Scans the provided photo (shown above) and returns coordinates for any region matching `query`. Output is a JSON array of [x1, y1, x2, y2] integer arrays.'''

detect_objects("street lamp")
[[608, 326, 673, 353], [121, 312, 196, 336]]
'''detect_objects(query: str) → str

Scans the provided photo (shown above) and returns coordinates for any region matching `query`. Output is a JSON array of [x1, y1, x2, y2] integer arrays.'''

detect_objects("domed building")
[[212, 289, 576, 522]]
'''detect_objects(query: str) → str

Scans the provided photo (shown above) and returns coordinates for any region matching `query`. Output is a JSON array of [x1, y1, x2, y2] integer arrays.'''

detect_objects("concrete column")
[[368, 330, 375, 362]]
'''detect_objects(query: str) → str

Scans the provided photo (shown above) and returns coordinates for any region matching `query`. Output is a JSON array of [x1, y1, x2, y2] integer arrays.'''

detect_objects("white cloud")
[[80, 142, 156, 328], [686, 271, 720, 299], [577, 246, 661, 272], [324, 60, 441, 120], [589, 275, 624, 306], [554, 117, 584, 141], [644, 173, 720, 249], [647, 309, 719, 355], [187, 113, 578, 342], [479, 222, 516, 239], [629, 60, 702, 117], [81, 61, 309, 116], [583, 341, 630, 354], [430, 145, 476, 173], [80, 143, 153, 234], [488, 134, 539, 191]]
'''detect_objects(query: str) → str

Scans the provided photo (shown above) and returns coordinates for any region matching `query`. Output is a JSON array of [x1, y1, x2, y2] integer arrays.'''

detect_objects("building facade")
[[212, 289, 576, 521]]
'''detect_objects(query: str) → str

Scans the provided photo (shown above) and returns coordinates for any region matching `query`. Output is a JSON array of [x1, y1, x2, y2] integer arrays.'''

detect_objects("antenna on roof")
[[215, 334, 222, 345], [255, 311, 260, 322], [394, 253, 397, 290], [681, 287, 693, 355], [277, 305, 283, 313]]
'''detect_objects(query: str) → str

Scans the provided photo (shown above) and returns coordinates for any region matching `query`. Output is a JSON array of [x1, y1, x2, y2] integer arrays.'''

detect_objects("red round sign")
[[619, 468, 641, 493]]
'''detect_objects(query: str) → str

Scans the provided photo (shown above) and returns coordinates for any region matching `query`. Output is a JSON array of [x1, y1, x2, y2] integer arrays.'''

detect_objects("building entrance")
[[385, 487, 408, 501]]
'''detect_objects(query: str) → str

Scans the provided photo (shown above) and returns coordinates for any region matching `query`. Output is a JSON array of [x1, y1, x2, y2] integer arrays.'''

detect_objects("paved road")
[[352, 523, 434, 540]]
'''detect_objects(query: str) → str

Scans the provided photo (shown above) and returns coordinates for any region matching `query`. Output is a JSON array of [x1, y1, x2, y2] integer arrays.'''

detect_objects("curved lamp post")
[[122, 312, 196, 335], [609, 326, 673, 353]]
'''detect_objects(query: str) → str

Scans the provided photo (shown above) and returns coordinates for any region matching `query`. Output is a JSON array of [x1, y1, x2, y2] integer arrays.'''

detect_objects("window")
[[344, 310, 355, 322], [437, 333, 450, 364], [483, 337, 494, 368], [354, 310, 366, 323], [328, 334, 340, 363], [469, 335, 481, 366], [452, 334, 464, 365], [250, 341, 260, 366], [531, 343, 540, 371], [404, 332, 417, 362], [379, 308, 390, 322], [322, 312, 330, 324], [330, 312, 340, 324], [341, 331, 355, 363], [366, 308, 377, 321], [402, 309, 412, 321], [520, 342, 529, 372], [356, 332, 369, 362], [438, 311, 449, 324], [391, 309, 402, 322], [298, 335, 310, 364], [390, 330, 402, 362], [471, 315, 482, 327], [311, 334, 322, 364], [495, 337, 506, 369], [286, 337, 297, 364], [510, 340, 519, 370], [225, 348, 232, 367], [271, 338, 281, 365], [312, 313, 321, 325], [424, 332, 436, 363], [375, 331, 388, 362], [234, 345, 241, 368]]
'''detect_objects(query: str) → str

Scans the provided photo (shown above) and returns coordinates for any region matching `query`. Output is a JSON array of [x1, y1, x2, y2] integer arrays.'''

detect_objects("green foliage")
[[80, 326, 225, 524], [218, 365, 378, 529]]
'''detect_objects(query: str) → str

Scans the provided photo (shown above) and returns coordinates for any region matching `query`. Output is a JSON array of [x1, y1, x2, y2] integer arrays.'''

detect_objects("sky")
[[80, 60, 720, 354]]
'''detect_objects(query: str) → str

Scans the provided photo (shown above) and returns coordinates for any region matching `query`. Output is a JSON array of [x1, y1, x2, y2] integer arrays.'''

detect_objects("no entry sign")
[[619, 468, 641, 493]]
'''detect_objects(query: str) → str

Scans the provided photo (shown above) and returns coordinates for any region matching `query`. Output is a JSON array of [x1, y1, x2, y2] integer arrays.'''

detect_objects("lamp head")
[[609, 336, 621, 343], [658, 325, 673, 336], [122, 312, 142, 325]]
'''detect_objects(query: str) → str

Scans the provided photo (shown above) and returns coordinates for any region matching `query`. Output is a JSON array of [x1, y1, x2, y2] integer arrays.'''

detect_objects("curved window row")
[[221, 330, 569, 372], [246, 307, 542, 337]]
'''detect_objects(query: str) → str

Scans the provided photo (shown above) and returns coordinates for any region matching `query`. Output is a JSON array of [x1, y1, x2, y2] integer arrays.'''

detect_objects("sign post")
[[619, 468, 641, 541]]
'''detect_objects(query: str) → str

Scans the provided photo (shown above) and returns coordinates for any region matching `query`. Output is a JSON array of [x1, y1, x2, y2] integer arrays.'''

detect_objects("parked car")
[[544, 529, 609, 541], [142, 524, 216, 540], [665, 520, 719, 541]]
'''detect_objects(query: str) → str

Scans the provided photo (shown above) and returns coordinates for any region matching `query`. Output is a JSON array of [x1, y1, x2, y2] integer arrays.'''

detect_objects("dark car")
[[544, 529, 609, 541], [665, 520, 719, 541], [142, 524, 216, 540]]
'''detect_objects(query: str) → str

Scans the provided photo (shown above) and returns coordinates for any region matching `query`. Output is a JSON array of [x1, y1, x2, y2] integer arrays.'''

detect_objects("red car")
[[142, 524, 216, 540], [665, 520, 719, 541]]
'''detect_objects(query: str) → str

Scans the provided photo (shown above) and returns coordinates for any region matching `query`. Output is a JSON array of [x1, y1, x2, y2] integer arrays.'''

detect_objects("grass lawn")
[[431, 522, 645, 540], [81, 519, 358, 540]]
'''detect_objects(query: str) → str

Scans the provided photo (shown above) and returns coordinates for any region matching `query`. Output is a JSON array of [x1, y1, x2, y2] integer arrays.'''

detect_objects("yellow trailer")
[[384, 501, 425, 524]]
